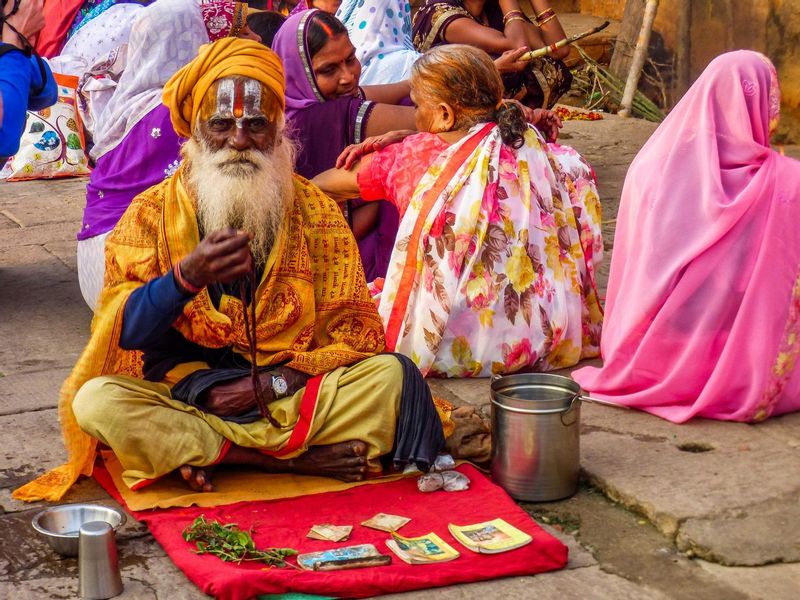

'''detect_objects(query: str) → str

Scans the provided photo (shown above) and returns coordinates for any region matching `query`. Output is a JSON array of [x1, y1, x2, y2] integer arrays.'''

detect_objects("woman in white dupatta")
[[314, 45, 603, 377]]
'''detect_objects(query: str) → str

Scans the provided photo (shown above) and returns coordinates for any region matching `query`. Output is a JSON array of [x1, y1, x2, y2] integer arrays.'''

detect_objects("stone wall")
[[551, 0, 800, 141]]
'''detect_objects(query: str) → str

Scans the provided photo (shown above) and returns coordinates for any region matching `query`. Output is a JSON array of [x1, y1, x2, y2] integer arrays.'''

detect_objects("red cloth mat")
[[95, 464, 567, 600]]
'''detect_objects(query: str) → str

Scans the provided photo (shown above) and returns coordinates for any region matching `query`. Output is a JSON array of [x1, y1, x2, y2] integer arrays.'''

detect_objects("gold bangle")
[[505, 16, 528, 26], [502, 10, 524, 24], [535, 7, 555, 20], [538, 13, 557, 26]]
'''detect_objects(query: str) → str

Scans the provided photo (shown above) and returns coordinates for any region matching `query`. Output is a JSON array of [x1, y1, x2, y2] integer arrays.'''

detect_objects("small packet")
[[417, 470, 470, 493], [432, 454, 456, 472], [361, 513, 411, 532], [307, 524, 352, 542]]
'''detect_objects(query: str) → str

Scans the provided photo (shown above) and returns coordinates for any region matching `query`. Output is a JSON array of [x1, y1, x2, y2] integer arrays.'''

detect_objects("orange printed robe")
[[14, 169, 385, 502]]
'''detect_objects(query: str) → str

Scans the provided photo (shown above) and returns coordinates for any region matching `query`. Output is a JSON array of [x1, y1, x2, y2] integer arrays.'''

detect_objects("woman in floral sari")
[[314, 45, 603, 377]]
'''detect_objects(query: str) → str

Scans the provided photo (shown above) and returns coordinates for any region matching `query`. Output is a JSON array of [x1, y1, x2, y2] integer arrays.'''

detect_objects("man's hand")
[[493, 47, 529, 75], [203, 367, 310, 418], [2, 0, 45, 49], [203, 375, 268, 417], [179, 228, 253, 290], [335, 129, 416, 170]]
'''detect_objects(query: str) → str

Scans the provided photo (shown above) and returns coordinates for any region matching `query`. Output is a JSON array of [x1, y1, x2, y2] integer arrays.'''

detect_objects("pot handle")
[[560, 394, 581, 426], [579, 395, 630, 409]]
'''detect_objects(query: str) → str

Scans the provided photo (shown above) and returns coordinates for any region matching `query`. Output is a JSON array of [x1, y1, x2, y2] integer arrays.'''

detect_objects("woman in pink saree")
[[573, 51, 800, 423]]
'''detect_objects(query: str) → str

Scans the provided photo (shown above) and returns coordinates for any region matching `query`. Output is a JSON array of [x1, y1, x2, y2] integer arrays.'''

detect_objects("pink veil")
[[573, 50, 800, 423]]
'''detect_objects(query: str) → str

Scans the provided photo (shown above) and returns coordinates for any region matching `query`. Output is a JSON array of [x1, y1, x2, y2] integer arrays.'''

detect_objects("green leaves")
[[182, 515, 298, 567]]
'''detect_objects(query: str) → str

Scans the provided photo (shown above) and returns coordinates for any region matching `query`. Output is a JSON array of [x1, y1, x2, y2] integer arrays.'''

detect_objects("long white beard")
[[183, 135, 296, 267]]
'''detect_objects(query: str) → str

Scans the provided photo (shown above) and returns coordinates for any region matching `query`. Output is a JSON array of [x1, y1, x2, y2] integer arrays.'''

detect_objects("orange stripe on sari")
[[384, 123, 495, 349]]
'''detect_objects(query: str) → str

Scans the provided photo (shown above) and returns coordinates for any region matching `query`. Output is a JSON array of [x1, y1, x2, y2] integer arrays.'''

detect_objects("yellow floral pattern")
[[379, 125, 604, 377]]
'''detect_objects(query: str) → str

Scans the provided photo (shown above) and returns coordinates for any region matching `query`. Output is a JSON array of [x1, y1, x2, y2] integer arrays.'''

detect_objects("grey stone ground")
[[1, 115, 798, 599]]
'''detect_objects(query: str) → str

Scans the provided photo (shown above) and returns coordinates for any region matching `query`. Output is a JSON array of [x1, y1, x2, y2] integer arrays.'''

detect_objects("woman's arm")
[[361, 80, 412, 104], [312, 163, 363, 202], [528, 0, 568, 59], [363, 103, 417, 137], [351, 202, 381, 239], [444, 0, 569, 60]]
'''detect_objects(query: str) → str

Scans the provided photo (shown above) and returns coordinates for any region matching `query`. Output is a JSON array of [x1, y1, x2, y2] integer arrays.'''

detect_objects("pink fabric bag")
[[573, 50, 800, 423]]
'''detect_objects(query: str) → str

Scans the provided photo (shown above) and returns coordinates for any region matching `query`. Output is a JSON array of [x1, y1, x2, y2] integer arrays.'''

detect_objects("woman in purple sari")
[[77, 0, 260, 310], [272, 9, 419, 281]]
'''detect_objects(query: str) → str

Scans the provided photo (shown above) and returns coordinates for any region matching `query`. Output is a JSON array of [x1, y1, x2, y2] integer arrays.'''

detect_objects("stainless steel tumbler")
[[78, 520, 124, 599]]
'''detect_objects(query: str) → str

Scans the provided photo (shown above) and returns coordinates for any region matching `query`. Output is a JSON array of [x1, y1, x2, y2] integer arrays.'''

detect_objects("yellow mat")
[[100, 451, 412, 511]]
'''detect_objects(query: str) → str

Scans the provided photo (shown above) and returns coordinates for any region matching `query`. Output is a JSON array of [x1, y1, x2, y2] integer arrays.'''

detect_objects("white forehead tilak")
[[213, 78, 265, 127]]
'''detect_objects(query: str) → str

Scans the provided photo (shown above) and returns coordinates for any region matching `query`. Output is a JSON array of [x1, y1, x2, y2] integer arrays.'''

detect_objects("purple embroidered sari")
[[272, 9, 398, 281], [78, 0, 247, 241], [79, 105, 182, 240]]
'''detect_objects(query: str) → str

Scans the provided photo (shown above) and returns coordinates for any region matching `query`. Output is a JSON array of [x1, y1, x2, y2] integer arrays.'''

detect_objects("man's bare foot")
[[285, 440, 369, 482], [179, 465, 215, 492], [217, 440, 371, 482]]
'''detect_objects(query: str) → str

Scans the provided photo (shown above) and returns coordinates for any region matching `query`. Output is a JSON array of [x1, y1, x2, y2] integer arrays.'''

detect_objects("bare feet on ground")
[[285, 440, 369, 482], [177, 440, 370, 491]]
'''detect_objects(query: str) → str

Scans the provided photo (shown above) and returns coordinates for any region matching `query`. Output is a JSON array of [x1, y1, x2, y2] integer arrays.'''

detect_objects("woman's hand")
[[530, 108, 562, 142], [502, 98, 536, 124], [335, 129, 416, 170], [493, 47, 530, 74], [503, 99, 562, 142]]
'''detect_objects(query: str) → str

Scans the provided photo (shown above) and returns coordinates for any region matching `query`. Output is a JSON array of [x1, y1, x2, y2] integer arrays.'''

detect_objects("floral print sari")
[[379, 123, 603, 377]]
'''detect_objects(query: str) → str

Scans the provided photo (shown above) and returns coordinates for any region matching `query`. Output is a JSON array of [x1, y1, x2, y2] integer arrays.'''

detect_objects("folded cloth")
[[99, 464, 568, 600]]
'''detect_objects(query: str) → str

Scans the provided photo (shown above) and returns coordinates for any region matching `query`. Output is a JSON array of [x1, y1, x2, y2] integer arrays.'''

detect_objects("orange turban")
[[163, 38, 286, 139]]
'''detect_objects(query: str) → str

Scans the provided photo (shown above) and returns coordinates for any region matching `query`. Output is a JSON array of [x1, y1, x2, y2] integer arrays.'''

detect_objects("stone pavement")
[[1, 116, 798, 599]]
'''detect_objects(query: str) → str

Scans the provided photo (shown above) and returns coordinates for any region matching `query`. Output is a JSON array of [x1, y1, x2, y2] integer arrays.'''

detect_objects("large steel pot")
[[490, 373, 583, 502]]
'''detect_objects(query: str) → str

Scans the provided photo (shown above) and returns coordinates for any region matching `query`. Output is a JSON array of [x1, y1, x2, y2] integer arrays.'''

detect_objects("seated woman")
[[272, 8, 417, 282], [77, 0, 261, 310], [412, 0, 571, 108], [272, 8, 532, 281], [573, 51, 800, 423], [313, 45, 603, 378], [336, 0, 420, 85]]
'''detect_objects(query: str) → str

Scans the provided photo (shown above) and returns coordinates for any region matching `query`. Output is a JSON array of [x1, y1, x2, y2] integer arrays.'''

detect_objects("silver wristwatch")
[[270, 372, 288, 399]]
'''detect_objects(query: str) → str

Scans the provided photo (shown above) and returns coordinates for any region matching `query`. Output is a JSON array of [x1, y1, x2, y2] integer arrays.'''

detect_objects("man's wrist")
[[268, 366, 310, 398], [174, 261, 204, 294]]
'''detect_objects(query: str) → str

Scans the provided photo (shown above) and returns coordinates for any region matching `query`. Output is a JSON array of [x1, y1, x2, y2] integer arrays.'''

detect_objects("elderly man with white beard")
[[13, 38, 447, 503]]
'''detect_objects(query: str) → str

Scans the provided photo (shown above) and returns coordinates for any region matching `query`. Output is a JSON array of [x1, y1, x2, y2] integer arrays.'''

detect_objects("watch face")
[[272, 375, 288, 397]]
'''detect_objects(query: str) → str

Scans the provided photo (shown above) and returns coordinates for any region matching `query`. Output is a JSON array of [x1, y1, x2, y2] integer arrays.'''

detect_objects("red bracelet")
[[173, 262, 203, 294]]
